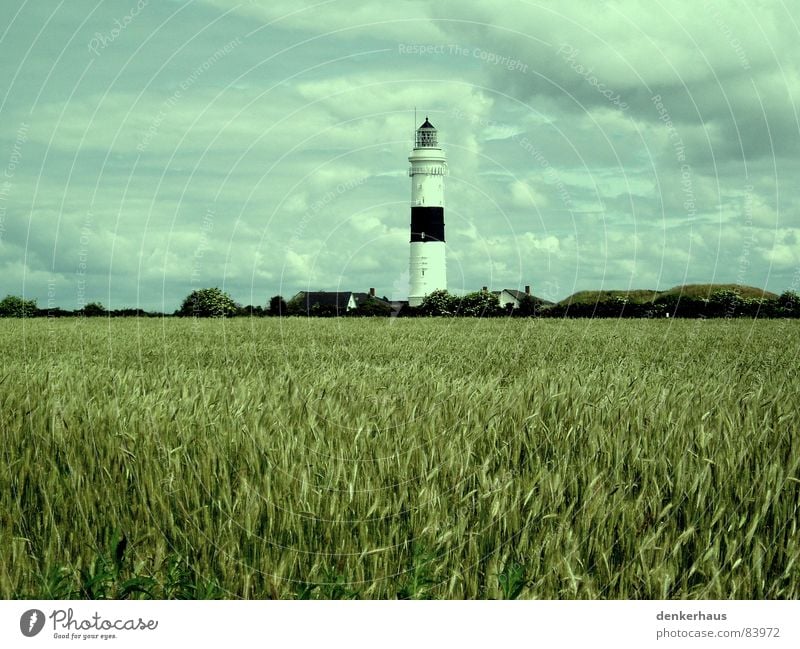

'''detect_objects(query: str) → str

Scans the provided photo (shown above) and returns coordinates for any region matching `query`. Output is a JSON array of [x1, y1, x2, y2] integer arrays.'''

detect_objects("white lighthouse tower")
[[408, 117, 447, 307]]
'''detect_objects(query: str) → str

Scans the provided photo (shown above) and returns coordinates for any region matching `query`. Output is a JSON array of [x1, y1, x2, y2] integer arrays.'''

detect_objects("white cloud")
[[2, 0, 798, 306], [198, 0, 447, 42]]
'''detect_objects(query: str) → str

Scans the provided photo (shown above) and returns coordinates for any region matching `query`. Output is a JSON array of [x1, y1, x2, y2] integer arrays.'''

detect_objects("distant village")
[[2, 283, 798, 319], [5, 119, 797, 321]]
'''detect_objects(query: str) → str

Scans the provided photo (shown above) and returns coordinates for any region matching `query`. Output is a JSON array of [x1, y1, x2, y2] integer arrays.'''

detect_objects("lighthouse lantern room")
[[408, 117, 447, 306]]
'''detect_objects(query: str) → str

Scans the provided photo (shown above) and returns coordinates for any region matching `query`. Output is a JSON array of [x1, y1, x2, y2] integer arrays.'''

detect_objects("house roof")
[[502, 289, 529, 301], [291, 291, 393, 311], [293, 291, 353, 310], [352, 292, 392, 308], [499, 289, 555, 305]]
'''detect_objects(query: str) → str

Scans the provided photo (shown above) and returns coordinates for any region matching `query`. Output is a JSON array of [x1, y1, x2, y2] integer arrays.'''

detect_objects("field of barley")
[[1, 317, 798, 599]]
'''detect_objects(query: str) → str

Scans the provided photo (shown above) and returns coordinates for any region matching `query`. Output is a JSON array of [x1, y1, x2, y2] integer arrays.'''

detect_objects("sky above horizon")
[[1, 0, 798, 310]]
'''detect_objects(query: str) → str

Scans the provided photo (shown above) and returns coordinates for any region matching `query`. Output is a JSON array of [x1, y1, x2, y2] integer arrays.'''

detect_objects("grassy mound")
[[558, 284, 778, 306]]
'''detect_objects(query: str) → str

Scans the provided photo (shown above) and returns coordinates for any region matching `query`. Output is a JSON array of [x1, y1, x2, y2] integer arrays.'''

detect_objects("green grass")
[[559, 283, 779, 305], [658, 283, 779, 300], [558, 289, 661, 305], [1, 317, 798, 599]]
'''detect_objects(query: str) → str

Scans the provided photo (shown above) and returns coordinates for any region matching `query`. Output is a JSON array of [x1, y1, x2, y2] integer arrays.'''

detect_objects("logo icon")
[[20, 609, 45, 637]]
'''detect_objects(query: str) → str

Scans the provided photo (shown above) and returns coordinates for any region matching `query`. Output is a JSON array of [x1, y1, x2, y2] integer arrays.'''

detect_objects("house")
[[289, 291, 355, 316], [496, 285, 534, 309], [288, 288, 391, 316], [351, 289, 392, 310]]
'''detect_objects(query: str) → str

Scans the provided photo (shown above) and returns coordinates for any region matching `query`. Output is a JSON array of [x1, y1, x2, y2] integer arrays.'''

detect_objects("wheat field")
[[1, 317, 798, 599]]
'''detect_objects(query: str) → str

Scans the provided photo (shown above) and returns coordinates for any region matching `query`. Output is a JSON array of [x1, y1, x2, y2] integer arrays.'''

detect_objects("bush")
[[707, 289, 743, 318], [349, 298, 393, 317], [82, 302, 107, 317], [176, 288, 239, 318], [240, 305, 265, 317], [515, 293, 542, 317], [0, 295, 37, 317], [267, 295, 288, 316], [459, 291, 502, 317], [418, 290, 460, 316], [653, 293, 707, 318], [776, 291, 800, 317]]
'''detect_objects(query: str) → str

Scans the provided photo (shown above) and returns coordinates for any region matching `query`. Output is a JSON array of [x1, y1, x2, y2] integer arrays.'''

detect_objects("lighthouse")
[[408, 117, 447, 307]]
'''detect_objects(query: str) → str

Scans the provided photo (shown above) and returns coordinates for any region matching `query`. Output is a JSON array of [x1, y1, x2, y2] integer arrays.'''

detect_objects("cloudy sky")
[[1, 0, 798, 310]]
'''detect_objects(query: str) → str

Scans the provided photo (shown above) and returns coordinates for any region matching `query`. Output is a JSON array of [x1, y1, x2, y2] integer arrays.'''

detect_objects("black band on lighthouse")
[[410, 206, 445, 243]]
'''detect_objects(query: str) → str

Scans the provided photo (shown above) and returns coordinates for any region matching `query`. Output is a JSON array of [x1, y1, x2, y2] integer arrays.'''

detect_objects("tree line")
[[410, 288, 800, 318], [1, 286, 798, 318]]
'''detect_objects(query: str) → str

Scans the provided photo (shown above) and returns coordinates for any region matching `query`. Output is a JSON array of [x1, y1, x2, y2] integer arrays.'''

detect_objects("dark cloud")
[[0, 0, 797, 308]]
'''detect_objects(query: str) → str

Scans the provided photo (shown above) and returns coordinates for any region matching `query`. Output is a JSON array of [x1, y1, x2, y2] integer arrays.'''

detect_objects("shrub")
[[418, 289, 460, 316], [267, 295, 288, 317], [176, 288, 239, 318], [82, 302, 107, 317], [0, 295, 37, 317], [459, 291, 502, 317]]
